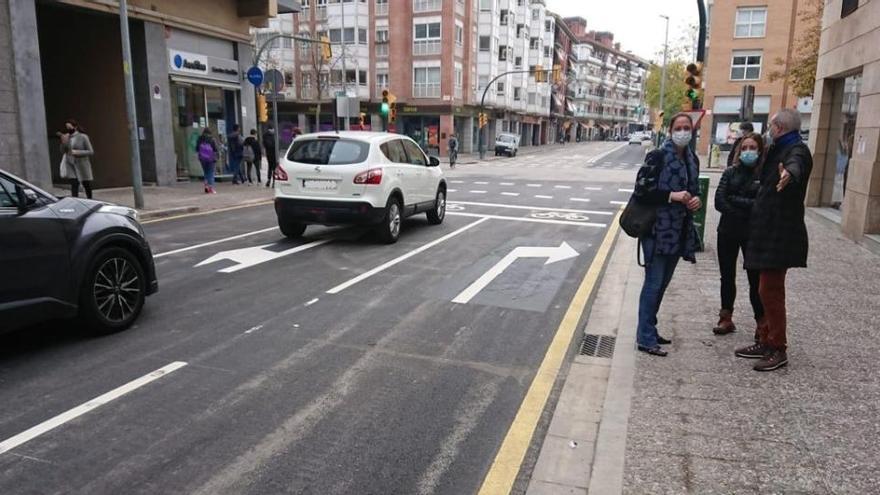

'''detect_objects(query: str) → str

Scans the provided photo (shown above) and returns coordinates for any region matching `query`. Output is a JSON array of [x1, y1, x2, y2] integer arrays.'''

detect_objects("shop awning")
[[170, 75, 242, 91], [277, 0, 302, 14]]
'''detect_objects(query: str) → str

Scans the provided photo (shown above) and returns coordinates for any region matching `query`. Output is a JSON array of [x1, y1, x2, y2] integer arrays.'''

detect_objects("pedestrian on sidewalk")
[[263, 124, 278, 188], [726, 122, 754, 168], [448, 133, 459, 168], [632, 113, 703, 357], [713, 132, 765, 338], [196, 128, 219, 194], [243, 129, 262, 185], [227, 124, 245, 184], [59, 119, 94, 199], [737, 109, 813, 372]]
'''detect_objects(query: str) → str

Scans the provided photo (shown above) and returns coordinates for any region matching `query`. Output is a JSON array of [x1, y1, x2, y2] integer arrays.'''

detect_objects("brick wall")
[[0, 0, 24, 177]]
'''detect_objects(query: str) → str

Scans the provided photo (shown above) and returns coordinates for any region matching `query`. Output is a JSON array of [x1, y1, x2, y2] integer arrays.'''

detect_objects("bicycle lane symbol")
[[529, 211, 591, 222]]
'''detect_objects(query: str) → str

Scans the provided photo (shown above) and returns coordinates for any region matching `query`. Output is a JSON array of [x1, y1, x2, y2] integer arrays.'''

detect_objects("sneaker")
[[734, 342, 771, 359], [637, 345, 668, 357], [753, 349, 788, 371]]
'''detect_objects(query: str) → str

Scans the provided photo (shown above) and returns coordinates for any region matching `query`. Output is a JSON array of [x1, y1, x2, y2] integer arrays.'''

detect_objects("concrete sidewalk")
[[527, 185, 880, 494]]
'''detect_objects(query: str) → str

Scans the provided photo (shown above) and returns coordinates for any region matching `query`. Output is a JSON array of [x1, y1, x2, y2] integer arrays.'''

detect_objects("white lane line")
[[534, 195, 554, 199], [448, 200, 614, 216], [450, 180, 465, 184], [327, 218, 490, 294], [584, 186, 603, 191], [447, 212, 606, 228], [586, 143, 628, 163], [499, 182, 515, 186], [610, 200, 628, 205], [526, 184, 542, 188], [618, 188, 634, 193], [469, 190, 488, 194], [244, 325, 264, 334], [474, 181, 489, 185], [154, 227, 278, 258], [447, 189, 458, 193], [305, 298, 319, 306], [501, 192, 520, 197], [0, 362, 187, 455], [570, 198, 591, 202], [554, 185, 572, 189]]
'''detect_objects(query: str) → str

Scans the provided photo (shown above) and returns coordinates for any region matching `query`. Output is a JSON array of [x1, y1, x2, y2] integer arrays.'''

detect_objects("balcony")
[[414, 83, 441, 98], [375, 2, 389, 16], [413, 0, 442, 12], [414, 39, 441, 56], [376, 43, 389, 59]]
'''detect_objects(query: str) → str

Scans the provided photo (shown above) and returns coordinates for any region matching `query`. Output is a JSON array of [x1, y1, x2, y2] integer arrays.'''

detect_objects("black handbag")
[[619, 196, 657, 238]]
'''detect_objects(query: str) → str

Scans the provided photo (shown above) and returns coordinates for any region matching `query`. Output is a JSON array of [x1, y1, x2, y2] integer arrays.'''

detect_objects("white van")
[[494, 133, 520, 157]]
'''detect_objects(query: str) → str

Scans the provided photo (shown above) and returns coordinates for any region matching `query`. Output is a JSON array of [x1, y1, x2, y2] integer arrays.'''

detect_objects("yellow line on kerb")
[[478, 209, 623, 495]]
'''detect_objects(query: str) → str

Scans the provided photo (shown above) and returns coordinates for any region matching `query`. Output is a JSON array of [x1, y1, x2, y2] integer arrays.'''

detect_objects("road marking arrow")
[[195, 239, 330, 273], [452, 242, 579, 304]]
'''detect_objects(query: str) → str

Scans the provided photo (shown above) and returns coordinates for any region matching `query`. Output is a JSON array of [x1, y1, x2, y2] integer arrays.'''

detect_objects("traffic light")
[[478, 113, 488, 128], [685, 62, 703, 110], [257, 93, 268, 123], [390, 102, 397, 124], [381, 90, 390, 116], [320, 35, 332, 62]]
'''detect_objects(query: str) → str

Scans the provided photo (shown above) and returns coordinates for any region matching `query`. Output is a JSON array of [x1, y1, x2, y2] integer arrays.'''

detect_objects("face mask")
[[740, 150, 759, 166], [672, 130, 692, 147]]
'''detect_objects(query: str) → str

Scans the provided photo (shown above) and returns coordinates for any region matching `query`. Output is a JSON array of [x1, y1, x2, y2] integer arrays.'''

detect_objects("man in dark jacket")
[[227, 124, 245, 184], [737, 109, 812, 371], [263, 124, 278, 188], [726, 122, 754, 167]]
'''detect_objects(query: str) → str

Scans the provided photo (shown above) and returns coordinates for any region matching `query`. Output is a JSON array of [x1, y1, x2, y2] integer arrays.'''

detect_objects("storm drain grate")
[[579, 334, 616, 359]]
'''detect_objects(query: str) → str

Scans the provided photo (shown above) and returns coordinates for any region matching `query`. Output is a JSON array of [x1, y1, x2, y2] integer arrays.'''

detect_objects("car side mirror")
[[14, 185, 38, 211], [429, 156, 440, 167]]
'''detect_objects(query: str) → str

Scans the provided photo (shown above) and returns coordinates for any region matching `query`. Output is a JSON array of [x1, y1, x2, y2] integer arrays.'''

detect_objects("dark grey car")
[[0, 169, 157, 335]]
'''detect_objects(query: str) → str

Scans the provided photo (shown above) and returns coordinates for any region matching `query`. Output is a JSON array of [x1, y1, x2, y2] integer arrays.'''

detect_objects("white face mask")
[[672, 130, 692, 147]]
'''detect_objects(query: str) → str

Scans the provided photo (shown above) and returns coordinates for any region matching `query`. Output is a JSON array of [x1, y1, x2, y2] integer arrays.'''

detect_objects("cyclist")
[[448, 133, 459, 169]]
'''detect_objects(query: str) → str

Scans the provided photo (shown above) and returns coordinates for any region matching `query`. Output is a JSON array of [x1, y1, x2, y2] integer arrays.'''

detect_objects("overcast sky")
[[545, 0, 702, 62]]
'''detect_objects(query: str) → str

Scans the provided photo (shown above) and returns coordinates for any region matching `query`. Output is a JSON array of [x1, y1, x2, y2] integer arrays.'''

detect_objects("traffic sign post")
[[246, 66, 264, 86]]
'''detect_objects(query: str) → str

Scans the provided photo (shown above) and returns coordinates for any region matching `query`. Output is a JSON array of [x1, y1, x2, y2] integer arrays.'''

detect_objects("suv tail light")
[[274, 163, 289, 181], [353, 168, 383, 185]]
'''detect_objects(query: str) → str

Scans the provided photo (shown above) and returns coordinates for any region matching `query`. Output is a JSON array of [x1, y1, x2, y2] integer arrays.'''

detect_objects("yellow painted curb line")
[[141, 200, 274, 224], [478, 208, 623, 495]]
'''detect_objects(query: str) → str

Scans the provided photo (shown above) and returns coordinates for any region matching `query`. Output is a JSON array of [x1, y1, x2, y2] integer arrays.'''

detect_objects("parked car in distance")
[[628, 132, 645, 144], [0, 169, 158, 335], [273, 132, 447, 244], [494, 133, 520, 157]]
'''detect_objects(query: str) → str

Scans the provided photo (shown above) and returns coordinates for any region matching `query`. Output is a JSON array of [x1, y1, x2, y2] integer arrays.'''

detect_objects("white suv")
[[273, 132, 447, 244]]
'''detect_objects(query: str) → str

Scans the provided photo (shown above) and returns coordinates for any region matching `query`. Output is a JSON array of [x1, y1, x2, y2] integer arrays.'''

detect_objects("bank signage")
[[168, 49, 241, 84]]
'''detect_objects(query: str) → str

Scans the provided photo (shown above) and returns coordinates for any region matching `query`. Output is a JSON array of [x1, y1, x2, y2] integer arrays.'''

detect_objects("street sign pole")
[[118, 0, 144, 209]]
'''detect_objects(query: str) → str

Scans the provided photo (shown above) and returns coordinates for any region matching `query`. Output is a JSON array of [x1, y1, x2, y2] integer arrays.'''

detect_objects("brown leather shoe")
[[713, 309, 736, 335], [754, 349, 788, 371]]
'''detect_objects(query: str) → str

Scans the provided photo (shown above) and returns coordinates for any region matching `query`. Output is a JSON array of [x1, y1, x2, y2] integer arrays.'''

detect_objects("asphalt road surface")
[[0, 141, 647, 494]]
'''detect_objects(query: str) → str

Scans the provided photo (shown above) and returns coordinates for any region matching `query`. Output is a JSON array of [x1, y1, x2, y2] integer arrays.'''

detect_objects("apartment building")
[[700, 0, 813, 155], [562, 18, 648, 141], [475, 0, 555, 148], [806, 0, 880, 247]]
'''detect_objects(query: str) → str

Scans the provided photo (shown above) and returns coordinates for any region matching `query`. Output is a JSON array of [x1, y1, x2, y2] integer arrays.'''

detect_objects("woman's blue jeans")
[[636, 237, 680, 348], [201, 160, 215, 186]]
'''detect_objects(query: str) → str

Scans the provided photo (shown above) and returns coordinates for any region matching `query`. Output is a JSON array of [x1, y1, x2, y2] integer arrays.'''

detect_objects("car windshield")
[[286, 138, 370, 165], [498, 135, 515, 143]]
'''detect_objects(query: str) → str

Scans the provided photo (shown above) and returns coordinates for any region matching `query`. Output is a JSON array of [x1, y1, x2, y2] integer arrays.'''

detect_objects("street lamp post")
[[118, 0, 144, 209], [658, 14, 670, 145]]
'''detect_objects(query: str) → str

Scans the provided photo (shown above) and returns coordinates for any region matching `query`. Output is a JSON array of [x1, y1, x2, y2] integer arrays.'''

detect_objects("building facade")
[[562, 18, 648, 141], [1, 0, 290, 189], [700, 0, 813, 155], [807, 0, 880, 245]]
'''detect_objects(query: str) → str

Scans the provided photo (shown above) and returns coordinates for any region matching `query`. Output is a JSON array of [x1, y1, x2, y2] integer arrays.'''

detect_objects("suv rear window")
[[286, 138, 370, 165]]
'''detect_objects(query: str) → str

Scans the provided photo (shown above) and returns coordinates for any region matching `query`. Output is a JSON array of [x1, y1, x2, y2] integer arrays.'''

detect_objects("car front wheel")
[[79, 247, 146, 334], [427, 188, 446, 225], [377, 197, 402, 244]]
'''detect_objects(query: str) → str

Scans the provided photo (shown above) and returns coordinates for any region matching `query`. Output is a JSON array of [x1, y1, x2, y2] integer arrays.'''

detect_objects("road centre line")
[[474, 181, 489, 185], [534, 195, 554, 199], [501, 192, 520, 196], [553, 185, 572, 189], [448, 200, 614, 216], [470, 190, 488, 194], [0, 362, 187, 455], [570, 198, 591, 202], [584, 186, 602, 191], [526, 184, 542, 187], [447, 212, 605, 228], [450, 180, 465, 184], [326, 218, 490, 294], [610, 200, 628, 205], [154, 226, 279, 258], [448, 189, 458, 192], [477, 211, 622, 495], [499, 182, 515, 186]]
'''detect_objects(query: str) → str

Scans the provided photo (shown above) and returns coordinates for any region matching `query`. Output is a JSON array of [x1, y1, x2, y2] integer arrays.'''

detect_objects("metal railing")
[[413, 83, 441, 98], [413, 39, 441, 55]]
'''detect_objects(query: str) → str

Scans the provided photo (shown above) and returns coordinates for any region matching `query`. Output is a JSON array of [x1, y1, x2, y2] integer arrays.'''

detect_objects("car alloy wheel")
[[389, 202, 401, 238], [93, 256, 142, 324], [427, 189, 446, 225]]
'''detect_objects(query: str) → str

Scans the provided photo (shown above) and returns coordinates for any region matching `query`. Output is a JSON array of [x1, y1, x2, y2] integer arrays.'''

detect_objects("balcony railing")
[[413, 0, 441, 12], [413, 83, 441, 98], [376, 43, 389, 58], [375, 2, 389, 16], [413, 39, 441, 55], [315, 7, 327, 20]]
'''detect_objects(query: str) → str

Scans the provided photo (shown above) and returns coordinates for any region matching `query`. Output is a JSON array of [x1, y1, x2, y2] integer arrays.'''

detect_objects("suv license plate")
[[302, 179, 337, 190]]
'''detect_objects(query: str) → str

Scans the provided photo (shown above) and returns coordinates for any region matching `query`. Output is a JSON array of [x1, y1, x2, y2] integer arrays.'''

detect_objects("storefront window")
[[170, 83, 239, 179], [830, 74, 862, 209]]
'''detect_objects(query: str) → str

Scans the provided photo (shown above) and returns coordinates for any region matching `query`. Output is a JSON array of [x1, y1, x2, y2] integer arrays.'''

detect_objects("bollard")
[[693, 176, 710, 251]]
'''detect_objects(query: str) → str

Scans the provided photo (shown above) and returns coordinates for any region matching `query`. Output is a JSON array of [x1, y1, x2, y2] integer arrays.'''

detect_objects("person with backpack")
[[227, 124, 245, 184], [628, 113, 702, 357], [263, 124, 278, 188], [243, 129, 262, 185], [197, 128, 219, 194]]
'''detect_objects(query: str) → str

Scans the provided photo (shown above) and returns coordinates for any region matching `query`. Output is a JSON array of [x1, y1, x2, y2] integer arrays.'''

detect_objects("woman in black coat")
[[713, 132, 765, 339]]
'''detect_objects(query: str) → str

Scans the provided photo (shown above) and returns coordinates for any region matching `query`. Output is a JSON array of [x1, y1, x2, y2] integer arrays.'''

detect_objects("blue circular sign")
[[173, 54, 183, 69], [246, 66, 264, 86]]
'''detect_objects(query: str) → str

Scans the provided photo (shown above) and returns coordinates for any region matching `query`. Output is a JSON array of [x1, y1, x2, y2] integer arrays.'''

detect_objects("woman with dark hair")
[[60, 119, 95, 198], [631, 113, 703, 356], [713, 132, 765, 338], [196, 128, 219, 194]]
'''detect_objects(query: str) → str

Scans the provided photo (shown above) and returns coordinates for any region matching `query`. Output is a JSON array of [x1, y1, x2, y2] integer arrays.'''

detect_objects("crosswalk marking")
[[535, 195, 554, 199], [570, 198, 591, 202]]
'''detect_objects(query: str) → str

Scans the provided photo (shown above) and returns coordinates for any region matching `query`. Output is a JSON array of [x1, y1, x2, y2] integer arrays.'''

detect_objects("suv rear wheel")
[[377, 196, 402, 244], [279, 217, 306, 238], [426, 188, 446, 225], [79, 247, 146, 334]]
